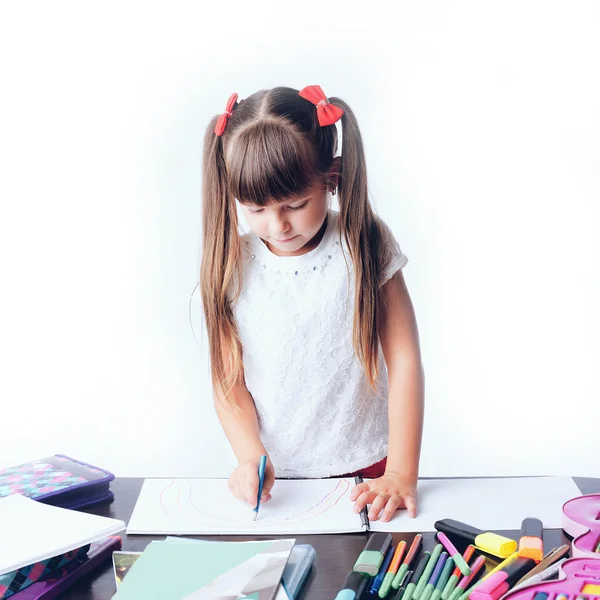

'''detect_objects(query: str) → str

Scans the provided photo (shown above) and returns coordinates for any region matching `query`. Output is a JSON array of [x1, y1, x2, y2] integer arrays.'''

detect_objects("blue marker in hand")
[[253, 455, 267, 521]]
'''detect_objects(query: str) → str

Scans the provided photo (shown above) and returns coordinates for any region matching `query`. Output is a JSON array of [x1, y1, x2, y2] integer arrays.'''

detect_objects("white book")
[[0, 494, 126, 576], [126, 475, 581, 535]]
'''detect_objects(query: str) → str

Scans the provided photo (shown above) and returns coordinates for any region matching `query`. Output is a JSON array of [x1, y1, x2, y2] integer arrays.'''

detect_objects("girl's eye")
[[288, 202, 308, 211]]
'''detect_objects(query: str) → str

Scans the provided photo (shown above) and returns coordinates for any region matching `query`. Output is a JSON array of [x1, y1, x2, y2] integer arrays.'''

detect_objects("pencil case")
[[281, 544, 316, 600], [8, 537, 121, 600], [0, 454, 115, 510]]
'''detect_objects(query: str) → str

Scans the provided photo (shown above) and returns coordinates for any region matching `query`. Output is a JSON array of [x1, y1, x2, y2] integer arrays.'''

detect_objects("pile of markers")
[[335, 517, 572, 600]]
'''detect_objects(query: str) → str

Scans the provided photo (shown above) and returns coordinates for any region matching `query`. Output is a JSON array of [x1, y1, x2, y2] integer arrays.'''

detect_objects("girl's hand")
[[350, 471, 417, 522], [227, 457, 275, 507]]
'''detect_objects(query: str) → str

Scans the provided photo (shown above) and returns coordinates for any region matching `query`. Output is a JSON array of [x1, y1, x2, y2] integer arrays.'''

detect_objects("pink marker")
[[437, 531, 472, 576]]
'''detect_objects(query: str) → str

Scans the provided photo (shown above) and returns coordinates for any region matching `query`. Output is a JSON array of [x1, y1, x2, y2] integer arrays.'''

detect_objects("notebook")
[[113, 540, 315, 600], [0, 494, 125, 576], [126, 476, 582, 535], [111, 538, 295, 600], [0, 455, 115, 510]]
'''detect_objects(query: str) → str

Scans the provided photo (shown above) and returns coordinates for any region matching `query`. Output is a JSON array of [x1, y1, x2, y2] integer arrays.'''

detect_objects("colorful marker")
[[458, 550, 521, 600], [512, 558, 567, 592], [434, 519, 518, 559], [469, 557, 536, 600], [518, 518, 544, 563], [370, 546, 395, 595], [393, 569, 414, 600], [354, 532, 393, 576], [442, 545, 475, 600], [448, 555, 486, 600], [414, 544, 443, 600], [514, 544, 570, 587], [403, 551, 431, 600], [379, 540, 407, 598], [334, 571, 370, 600], [432, 557, 455, 600], [393, 534, 423, 589], [420, 552, 449, 600], [437, 531, 471, 576]]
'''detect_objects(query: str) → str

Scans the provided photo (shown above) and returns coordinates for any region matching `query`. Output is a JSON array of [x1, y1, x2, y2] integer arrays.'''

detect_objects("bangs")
[[226, 119, 321, 206]]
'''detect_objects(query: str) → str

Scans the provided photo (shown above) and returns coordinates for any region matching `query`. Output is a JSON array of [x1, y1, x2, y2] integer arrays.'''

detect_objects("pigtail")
[[200, 116, 244, 409], [329, 97, 386, 390]]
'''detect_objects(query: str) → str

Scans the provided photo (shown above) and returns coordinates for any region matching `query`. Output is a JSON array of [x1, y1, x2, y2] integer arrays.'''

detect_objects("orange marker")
[[393, 534, 423, 589], [380, 541, 407, 597], [518, 518, 544, 563]]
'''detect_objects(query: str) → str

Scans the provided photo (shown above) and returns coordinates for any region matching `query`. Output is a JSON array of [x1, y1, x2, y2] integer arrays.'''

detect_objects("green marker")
[[379, 542, 408, 599], [403, 552, 431, 600], [393, 534, 423, 590], [393, 569, 414, 600], [414, 544, 443, 600], [441, 572, 460, 600], [420, 552, 449, 600], [432, 557, 455, 600]]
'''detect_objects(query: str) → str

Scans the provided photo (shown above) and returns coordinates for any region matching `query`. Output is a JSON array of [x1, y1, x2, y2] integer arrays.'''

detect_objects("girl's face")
[[238, 178, 331, 257]]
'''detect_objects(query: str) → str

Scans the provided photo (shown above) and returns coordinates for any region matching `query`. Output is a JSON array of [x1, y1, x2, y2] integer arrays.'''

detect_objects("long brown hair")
[[201, 86, 393, 408]]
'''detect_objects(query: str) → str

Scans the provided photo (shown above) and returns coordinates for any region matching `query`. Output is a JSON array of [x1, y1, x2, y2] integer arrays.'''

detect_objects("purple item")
[[9, 537, 121, 600], [429, 552, 449, 585], [0, 455, 115, 510], [562, 493, 600, 558]]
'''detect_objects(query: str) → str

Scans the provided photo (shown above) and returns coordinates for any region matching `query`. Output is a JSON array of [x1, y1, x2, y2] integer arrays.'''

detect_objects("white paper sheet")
[[126, 476, 581, 535], [371, 476, 582, 532], [126, 477, 361, 535], [0, 494, 126, 576]]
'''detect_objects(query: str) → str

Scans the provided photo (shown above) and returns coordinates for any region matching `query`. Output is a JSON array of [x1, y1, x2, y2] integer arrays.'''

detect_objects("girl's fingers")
[[380, 496, 402, 522], [350, 482, 369, 501], [405, 495, 417, 518], [368, 493, 390, 521], [353, 489, 377, 513]]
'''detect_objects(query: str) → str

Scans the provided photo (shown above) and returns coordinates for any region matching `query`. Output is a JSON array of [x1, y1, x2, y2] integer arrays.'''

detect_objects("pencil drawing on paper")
[[156, 478, 351, 528]]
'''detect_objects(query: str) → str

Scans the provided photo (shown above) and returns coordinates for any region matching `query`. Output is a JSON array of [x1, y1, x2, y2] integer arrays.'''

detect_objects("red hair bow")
[[298, 85, 344, 126], [214, 92, 238, 136]]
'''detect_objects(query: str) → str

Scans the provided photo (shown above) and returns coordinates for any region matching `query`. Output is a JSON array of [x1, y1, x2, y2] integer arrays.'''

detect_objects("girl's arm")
[[213, 380, 267, 464], [214, 379, 275, 504], [381, 270, 424, 487], [350, 269, 425, 521]]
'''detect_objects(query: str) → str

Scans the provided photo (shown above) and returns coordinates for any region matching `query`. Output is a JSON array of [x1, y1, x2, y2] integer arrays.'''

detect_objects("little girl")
[[200, 85, 424, 523]]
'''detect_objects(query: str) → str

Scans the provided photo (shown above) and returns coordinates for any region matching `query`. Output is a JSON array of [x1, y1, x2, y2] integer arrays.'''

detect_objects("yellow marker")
[[434, 519, 517, 559]]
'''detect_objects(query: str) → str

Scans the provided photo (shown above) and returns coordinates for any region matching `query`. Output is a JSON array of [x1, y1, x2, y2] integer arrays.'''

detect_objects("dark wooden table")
[[61, 476, 600, 599]]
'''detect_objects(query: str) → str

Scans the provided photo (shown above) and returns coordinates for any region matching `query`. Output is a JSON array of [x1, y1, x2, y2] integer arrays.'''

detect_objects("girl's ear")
[[327, 156, 342, 193]]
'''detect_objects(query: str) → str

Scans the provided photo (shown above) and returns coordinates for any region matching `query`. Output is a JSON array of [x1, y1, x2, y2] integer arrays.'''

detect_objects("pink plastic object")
[[502, 558, 600, 600], [562, 493, 600, 559]]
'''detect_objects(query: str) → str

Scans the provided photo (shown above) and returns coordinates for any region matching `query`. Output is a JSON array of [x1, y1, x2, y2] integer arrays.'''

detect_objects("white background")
[[1, 1, 598, 477]]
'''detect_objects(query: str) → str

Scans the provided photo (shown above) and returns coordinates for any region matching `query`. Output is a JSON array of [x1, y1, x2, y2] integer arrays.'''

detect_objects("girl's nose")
[[270, 216, 291, 237]]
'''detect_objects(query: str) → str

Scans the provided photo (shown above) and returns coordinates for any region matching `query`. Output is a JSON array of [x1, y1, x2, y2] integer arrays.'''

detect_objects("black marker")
[[354, 475, 370, 531]]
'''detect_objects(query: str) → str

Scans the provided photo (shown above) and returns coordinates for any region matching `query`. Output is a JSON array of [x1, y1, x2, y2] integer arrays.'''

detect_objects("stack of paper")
[[0, 494, 126, 576], [112, 538, 295, 600]]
